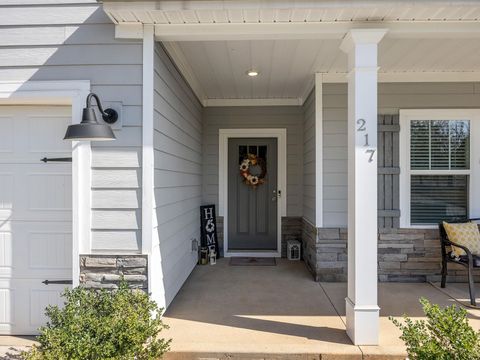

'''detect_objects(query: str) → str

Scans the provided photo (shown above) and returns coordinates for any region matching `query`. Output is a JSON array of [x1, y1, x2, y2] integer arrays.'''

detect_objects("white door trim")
[[219, 128, 287, 258], [0, 80, 92, 287]]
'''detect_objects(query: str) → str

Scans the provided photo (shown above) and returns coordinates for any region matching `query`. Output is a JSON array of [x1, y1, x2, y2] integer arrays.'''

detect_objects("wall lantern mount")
[[64, 92, 118, 141]]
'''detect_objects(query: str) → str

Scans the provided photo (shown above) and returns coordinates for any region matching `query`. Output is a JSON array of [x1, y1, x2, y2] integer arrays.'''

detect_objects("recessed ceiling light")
[[247, 70, 259, 77]]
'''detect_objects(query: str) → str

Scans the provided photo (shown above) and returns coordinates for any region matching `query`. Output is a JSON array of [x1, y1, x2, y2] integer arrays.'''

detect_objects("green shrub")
[[23, 282, 170, 360], [390, 297, 480, 360]]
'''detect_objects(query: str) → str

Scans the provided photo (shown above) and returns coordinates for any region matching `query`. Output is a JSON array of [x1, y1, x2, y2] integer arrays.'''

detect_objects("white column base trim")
[[345, 297, 380, 345]]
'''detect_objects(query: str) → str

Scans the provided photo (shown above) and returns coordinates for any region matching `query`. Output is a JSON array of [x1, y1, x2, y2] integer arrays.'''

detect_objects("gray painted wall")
[[0, 0, 143, 252], [202, 106, 304, 217], [323, 82, 480, 227], [153, 43, 203, 307], [303, 90, 316, 224]]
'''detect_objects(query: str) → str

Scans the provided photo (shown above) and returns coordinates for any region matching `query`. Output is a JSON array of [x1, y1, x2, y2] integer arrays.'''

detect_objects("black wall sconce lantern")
[[64, 93, 118, 141]]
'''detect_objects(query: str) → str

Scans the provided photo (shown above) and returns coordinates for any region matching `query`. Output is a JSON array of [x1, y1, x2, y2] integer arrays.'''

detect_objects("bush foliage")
[[23, 282, 170, 360], [390, 297, 480, 360]]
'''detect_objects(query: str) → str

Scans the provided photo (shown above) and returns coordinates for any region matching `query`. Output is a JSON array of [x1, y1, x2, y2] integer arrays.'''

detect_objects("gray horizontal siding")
[[0, 3, 105, 26], [202, 106, 304, 217], [303, 90, 316, 224], [322, 82, 480, 227], [0, 1, 143, 252], [153, 43, 203, 307]]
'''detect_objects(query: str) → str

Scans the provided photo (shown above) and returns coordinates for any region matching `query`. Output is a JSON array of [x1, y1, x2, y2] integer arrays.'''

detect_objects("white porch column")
[[340, 29, 387, 345], [315, 73, 323, 227], [142, 25, 166, 308]]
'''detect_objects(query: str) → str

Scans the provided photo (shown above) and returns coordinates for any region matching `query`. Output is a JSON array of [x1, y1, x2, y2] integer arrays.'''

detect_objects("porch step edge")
[[163, 351, 405, 360]]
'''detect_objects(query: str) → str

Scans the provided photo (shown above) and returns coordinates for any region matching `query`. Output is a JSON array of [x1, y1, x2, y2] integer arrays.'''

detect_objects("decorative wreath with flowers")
[[239, 153, 267, 188]]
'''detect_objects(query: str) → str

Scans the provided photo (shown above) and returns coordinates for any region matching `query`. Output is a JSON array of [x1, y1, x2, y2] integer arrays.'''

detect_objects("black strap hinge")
[[41, 157, 72, 163], [42, 280, 73, 285]]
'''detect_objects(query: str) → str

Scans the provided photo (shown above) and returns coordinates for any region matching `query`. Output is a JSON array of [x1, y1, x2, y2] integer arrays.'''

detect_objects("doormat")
[[229, 257, 276, 266]]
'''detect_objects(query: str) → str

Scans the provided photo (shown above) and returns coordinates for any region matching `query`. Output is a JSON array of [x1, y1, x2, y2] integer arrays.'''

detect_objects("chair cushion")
[[443, 221, 480, 257]]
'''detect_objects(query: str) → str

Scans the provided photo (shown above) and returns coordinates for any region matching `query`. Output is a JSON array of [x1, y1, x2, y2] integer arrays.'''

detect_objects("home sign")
[[200, 205, 219, 259]]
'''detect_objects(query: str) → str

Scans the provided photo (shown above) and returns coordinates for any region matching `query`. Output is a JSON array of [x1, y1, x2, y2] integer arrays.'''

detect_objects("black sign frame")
[[200, 205, 219, 258]]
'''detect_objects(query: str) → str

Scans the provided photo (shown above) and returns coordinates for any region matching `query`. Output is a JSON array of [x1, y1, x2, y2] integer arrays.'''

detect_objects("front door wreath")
[[239, 153, 267, 188]]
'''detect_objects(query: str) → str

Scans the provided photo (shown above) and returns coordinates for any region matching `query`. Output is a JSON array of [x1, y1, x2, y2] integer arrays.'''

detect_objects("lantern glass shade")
[[64, 93, 117, 141]]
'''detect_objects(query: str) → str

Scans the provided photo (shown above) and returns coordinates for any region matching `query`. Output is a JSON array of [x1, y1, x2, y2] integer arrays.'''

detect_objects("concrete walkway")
[[162, 258, 480, 360], [0, 336, 35, 359], [1, 259, 480, 359]]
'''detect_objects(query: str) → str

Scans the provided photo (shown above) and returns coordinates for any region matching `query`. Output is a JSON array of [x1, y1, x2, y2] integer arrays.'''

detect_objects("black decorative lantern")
[[64, 93, 117, 141]]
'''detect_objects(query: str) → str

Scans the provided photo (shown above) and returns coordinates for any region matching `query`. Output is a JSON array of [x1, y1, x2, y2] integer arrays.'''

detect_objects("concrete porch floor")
[[161, 258, 480, 360], [1, 259, 480, 360]]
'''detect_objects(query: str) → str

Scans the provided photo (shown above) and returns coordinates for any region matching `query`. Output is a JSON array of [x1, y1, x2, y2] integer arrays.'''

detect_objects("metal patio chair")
[[439, 218, 480, 306]]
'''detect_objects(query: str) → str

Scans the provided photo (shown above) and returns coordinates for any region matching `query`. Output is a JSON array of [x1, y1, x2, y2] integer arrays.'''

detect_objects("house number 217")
[[356, 118, 376, 163]]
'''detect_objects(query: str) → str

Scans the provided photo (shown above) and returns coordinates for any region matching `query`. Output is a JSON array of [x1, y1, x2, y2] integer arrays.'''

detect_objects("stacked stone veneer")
[[302, 219, 348, 281], [215, 216, 302, 257], [301, 221, 480, 282], [80, 255, 148, 290]]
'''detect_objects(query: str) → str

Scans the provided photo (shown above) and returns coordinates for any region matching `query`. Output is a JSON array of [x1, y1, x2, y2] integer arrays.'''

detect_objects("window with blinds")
[[410, 120, 470, 225]]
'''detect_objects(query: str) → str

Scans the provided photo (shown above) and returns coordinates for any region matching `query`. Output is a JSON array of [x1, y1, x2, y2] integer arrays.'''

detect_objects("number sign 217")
[[356, 118, 375, 163]]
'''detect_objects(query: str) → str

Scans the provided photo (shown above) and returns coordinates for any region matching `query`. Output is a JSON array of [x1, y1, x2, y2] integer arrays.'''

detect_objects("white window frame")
[[400, 109, 480, 228]]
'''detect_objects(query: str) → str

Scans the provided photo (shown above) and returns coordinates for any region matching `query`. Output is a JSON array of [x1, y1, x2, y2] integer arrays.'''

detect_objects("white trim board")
[[314, 73, 323, 227], [204, 98, 303, 107], [323, 71, 480, 84], [201, 71, 480, 108], [103, 1, 480, 12], [141, 25, 155, 257], [219, 128, 287, 258], [162, 42, 207, 107], [0, 80, 92, 287], [141, 25, 167, 309], [399, 109, 480, 228], [153, 22, 480, 42]]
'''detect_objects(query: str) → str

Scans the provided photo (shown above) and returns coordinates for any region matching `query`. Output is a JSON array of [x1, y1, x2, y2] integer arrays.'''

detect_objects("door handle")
[[272, 189, 281, 202]]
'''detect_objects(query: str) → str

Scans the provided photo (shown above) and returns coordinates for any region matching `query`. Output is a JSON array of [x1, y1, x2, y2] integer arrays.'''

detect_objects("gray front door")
[[228, 138, 278, 251]]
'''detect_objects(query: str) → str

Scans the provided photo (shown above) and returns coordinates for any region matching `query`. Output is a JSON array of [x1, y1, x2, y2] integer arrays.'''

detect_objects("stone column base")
[[79, 255, 148, 291]]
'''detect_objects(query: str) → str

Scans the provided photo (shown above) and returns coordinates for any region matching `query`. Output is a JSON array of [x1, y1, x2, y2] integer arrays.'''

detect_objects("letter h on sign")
[[200, 205, 219, 258]]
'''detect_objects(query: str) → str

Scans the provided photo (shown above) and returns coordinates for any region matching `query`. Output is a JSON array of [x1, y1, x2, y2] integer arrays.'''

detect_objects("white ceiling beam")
[[155, 23, 345, 41], [104, 1, 480, 11], [154, 22, 480, 42], [202, 71, 480, 107], [204, 98, 303, 107], [323, 71, 480, 83]]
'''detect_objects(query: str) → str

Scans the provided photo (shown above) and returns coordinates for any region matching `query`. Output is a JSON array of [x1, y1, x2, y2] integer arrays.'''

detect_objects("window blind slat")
[[411, 175, 468, 224], [411, 120, 470, 170]]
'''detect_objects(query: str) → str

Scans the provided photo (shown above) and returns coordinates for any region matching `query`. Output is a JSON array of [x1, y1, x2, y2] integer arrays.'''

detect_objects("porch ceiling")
[[167, 37, 480, 103], [102, 1, 480, 106]]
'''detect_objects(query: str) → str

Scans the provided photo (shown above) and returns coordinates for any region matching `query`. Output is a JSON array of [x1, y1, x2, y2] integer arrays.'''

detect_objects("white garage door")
[[0, 106, 73, 335]]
